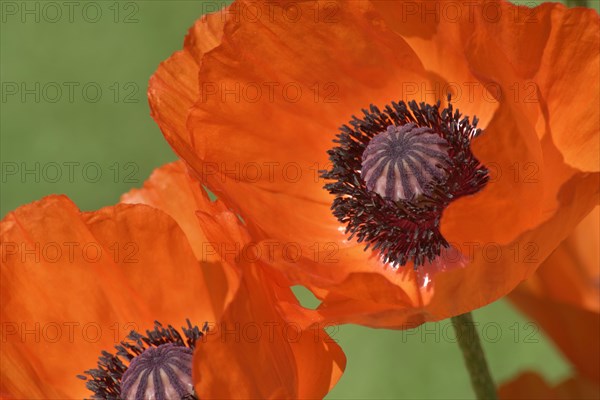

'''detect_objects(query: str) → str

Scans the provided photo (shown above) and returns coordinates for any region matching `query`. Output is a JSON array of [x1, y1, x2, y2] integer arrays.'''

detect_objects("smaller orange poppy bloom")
[[499, 207, 600, 399], [0, 161, 345, 399]]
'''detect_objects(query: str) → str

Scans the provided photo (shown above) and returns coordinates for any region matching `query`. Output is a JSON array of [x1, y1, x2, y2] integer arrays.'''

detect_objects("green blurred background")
[[1, 1, 597, 398]]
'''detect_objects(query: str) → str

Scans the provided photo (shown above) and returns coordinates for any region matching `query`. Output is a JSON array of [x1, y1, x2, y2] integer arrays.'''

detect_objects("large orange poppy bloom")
[[149, 0, 599, 328], [499, 206, 599, 399], [0, 161, 345, 399]]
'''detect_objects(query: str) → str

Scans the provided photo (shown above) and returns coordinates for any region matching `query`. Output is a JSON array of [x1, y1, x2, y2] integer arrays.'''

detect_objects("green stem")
[[451, 312, 498, 400]]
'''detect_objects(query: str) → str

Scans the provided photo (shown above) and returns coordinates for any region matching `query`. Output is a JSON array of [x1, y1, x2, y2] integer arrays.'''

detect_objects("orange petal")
[[519, 206, 600, 313], [168, 0, 433, 247], [460, 1, 599, 172], [193, 261, 345, 399], [374, 0, 599, 172], [121, 161, 250, 260], [122, 161, 222, 261], [510, 291, 600, 385], [531, 5, 599, 172], [0, 196, 221, 399], [442, 98, 544, 246], [148, 9, 226, 154], [371, 0, 500, 124], [508, 207, 600, 383], [262, 243, 430, 329], [499, 372, 600, 400], [147, 8, 231, 204], [121, 161, 244, 318], [433, 170, 599, 321]]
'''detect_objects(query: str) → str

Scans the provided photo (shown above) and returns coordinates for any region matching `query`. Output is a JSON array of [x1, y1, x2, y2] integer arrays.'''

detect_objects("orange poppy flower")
[[498, 206, 599, 399], [149, 0, 599, 328], [0, 161, 345, 399]]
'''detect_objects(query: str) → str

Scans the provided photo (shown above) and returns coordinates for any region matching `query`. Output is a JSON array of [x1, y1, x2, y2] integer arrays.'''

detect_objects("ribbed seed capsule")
[[121, 344, 194, 400], [361, 123, 450, 201]]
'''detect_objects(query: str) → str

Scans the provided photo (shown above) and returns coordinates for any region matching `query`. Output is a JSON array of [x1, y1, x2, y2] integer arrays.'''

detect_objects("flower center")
[[80, 320, 204, 400], [361, 123, 450, 201], [321, 98, 489, 267], [121, 343, 194, 400]]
